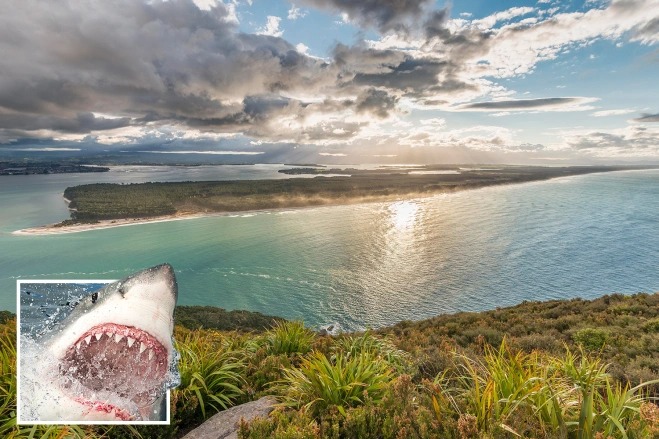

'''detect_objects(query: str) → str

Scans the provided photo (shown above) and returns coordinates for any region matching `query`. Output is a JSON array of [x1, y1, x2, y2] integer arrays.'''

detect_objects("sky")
[[0, 0, 657, 165]]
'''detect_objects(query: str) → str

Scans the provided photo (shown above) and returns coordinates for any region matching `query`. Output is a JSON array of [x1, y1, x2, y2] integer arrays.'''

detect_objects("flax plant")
[[175, 330, 245, 419], [278, 351, 394, 417], [333, 332, 412, 374], [265, 321, 315, 356], [448, 340, 544, 435], [0, 320, 17, 437]]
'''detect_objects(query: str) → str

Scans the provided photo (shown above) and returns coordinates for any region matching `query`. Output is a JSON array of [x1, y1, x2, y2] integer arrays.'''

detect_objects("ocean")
[[1, 166, 657, 331]]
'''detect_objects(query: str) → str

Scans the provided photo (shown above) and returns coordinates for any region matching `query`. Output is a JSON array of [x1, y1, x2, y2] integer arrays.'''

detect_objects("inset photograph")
[[17, 264, 179, 424]]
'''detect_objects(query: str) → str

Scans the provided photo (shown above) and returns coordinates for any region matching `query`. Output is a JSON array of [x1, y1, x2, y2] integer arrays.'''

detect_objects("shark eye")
[[118, 285, 126, 297], [91, 292, 98, 303]]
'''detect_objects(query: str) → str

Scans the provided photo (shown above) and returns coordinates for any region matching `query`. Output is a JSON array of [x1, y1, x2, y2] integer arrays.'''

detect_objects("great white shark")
[[20, 264, 178, 422]]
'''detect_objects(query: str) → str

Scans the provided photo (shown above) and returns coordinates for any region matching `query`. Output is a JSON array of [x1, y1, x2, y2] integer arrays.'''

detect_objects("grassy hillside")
[[1, 293, 658, 438]]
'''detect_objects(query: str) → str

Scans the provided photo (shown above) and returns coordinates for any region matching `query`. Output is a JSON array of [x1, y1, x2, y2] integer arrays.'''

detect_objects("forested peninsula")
[[57, 165, 647, 225]]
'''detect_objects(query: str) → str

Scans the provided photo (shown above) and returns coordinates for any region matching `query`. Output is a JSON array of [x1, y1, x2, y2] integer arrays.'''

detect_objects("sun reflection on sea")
[[388, 200, 420, 231]]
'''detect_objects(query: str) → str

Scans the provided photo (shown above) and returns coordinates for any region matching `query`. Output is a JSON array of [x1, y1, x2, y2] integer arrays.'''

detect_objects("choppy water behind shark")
[[2, 168, 658, 331]]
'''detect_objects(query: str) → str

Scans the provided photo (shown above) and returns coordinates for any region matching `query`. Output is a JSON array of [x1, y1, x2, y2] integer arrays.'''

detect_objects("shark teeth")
[[115, 334, 124, 343], [76, 341, 82, 350], [84, 335, 92, 345], [95, 333, 103, 341], [127, 337, 135, 348], [148, 349, 154, 361], [139, 342, 147, 354]]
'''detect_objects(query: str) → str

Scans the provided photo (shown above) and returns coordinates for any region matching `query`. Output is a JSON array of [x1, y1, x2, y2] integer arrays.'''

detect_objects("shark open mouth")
[[59, 323, 169, 419]]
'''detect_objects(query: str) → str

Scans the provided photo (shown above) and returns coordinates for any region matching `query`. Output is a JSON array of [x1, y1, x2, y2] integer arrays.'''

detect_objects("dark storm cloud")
[[0, 112, 131, 133], [332, 43, 475, 99], [633, 16, 659, 41], [355, 89, 398, 118], [352, 58, 447, 92], [0, 0, 332, 139], [461, 98, 581, 110], [633, 113, 659, 122], [295, 0, 434, 34]]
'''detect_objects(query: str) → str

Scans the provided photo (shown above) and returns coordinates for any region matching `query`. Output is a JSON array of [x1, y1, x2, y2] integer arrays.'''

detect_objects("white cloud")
[[193, 0, 217, 11], [8, 147, 81, 152], [319, 152, 347, 156], [257, 16, 283, 37], [472, 7, 535, 29], [459, 97, 599, 113], [591, 109, 637, 117], [476, 1, 659, 78], [135, 150, 264, 155], [561, 124, 659, 157], [288, 5, 306, 20]]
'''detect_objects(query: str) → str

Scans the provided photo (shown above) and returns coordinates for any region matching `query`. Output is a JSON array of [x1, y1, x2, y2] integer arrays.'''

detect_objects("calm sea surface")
[[1, 166, 657, 330]]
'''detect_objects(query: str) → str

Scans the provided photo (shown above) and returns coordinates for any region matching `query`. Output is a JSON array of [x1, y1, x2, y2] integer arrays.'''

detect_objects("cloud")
[[288, 4, 306, 20], [295, 0, 434, 34], [460, 97, 598, 112], [563, 125, 659, 157], [257, 16, 284, 37], [630, 16, 659, 44], [0, 112, 132, 134], [135, 150, 264, 155], [470, 0, 659, 78], [633, 113, 659, 122], [591, 109, 637, 117], [8, 147, 82, 152], [0, 1, 342, 141], [0, 0, 656, 162], [354, 88, 399, 118]]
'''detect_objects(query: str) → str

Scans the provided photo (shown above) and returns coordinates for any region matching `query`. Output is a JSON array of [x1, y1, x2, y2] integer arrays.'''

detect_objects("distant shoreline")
[[12, 190, 456, 235], [12, 166, 657, 236]]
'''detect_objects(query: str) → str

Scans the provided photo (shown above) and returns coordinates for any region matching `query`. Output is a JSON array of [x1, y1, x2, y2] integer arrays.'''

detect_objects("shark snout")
[[150, 263, 178, 302]]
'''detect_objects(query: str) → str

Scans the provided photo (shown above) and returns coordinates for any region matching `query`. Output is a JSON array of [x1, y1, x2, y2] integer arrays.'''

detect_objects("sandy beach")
[[12, 213, 210, 236]]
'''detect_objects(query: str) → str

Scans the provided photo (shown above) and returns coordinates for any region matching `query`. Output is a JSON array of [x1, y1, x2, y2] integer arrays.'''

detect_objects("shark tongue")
[[60, 323, 169, 415]]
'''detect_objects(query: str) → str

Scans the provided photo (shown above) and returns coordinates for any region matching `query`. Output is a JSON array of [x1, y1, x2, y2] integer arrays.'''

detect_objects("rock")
[[182, 396, 277, 439]]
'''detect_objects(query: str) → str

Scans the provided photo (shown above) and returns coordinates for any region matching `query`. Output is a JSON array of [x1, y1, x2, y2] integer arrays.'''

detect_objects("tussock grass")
[[1, 292, 657, 438]]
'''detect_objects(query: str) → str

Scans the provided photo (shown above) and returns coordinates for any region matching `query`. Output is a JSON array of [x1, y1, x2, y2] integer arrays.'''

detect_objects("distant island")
[[13, 165, 655, 235], [0, 162, 109, 176]]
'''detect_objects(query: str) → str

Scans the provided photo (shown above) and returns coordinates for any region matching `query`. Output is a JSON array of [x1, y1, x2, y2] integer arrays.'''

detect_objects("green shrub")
[[573, 328, 608, 351], [642, 318, 659, 333], [238, 409, 320, 439]]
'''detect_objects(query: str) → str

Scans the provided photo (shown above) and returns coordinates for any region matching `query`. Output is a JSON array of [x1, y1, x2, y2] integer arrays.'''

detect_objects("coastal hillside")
[[2, 293, 658, 438]]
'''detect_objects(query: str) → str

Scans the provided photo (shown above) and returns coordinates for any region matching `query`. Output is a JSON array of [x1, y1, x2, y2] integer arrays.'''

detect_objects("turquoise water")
[[1, 167, 658, 330]]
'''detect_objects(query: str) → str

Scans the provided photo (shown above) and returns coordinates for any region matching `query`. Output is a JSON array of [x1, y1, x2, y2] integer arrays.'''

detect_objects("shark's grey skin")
[[20, 264, 178, 422]]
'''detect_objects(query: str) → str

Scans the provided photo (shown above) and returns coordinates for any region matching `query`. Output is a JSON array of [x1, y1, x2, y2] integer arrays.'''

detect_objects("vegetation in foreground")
[[60, 166, 641, 223], [0, 293, 657, 438]]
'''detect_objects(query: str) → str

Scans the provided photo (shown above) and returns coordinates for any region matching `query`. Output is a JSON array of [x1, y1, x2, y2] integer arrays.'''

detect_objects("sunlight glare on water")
[[1, 169, 658, 331]]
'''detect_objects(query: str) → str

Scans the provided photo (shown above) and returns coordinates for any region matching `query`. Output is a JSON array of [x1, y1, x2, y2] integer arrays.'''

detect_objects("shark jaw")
[[35, 264, 178, 422], [59, 323, 169, 420]]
